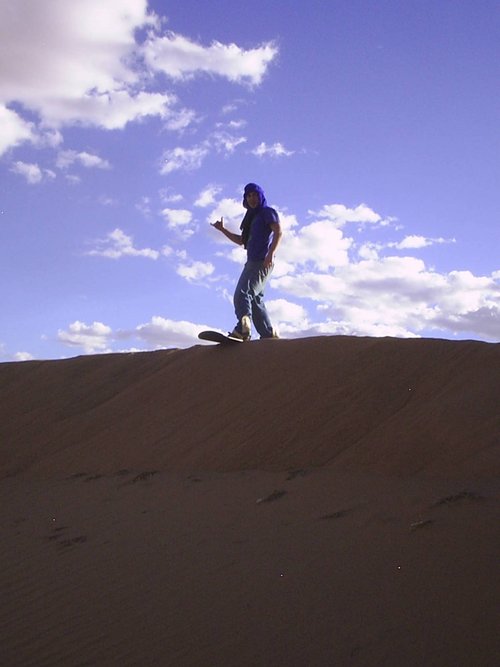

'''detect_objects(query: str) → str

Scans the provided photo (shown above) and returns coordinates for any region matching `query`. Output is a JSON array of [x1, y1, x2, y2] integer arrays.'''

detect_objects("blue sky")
[[1, 0, 499, 360]]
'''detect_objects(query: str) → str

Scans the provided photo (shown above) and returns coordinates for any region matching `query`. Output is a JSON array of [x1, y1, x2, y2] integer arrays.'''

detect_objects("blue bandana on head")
[[242, 182, 267, 209], [240, 182, 268, 248]]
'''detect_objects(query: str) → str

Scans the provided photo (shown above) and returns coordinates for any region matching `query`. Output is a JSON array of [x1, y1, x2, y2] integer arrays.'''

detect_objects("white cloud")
[[266, 299, 309, 335], [194, 185, 222, 207], [134, 316, 209, 348], [57, 320, 112, 354], [52, 90, 177, 131], [13, 351, 35, 362], [216, 118, 247, 131], [357, 242, 381, 261], [221, 100, 246, 115], [0, 1, 277, 154], [136, 196, 152, 216], [177, 260, 215, 282], [56, 315, 214, 354], [160, 145, 209, 174], [210, 131, 247, 154], [87, 228, 160, 260], [33, 128, 64, 149], [310, 203, 385, 228], [0, 1, 174, 132], [208, 197, 245, 230], [432, 305, 500, 340], [56, 150, 111, 170], [0, 106, 35, 155], [142, 32, 277, 85], [252, 142, 294, 158], [358, 235, 455, 260], [163, 107, 199, 132], [196, 197, 489, 342], [198, 193, 499, 342], [10, 161, 55, 184], [161, 245, 174, 257], [159, 130, 247, 175], [161, 208, 193, 228], [227, 119, 247, 129], [270, 247, 500, 341], [159, 188, 184, 204], [98, 195, 118, 207], [10, 161, 43, 184], [278, 219, 353, 271], [393, 235, 454, 249]]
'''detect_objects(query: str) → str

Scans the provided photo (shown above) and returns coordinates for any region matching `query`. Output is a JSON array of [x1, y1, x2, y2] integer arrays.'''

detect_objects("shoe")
[[260, 328, 280, 340], [229, 315, 252, 341], [241, 315, 251, 338]]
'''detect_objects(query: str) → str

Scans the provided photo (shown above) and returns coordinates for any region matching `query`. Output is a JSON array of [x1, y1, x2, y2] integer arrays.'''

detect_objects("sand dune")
[[1, 336, 499, 479], [1, 336, 499, 666]]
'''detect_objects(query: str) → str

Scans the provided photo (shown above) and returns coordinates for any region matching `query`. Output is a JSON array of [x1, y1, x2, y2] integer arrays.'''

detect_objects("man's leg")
[[248, 263, 274, 338], [233, 261, 276, 338], [232, 262, 254, 338], [251, 291, 274, 338]]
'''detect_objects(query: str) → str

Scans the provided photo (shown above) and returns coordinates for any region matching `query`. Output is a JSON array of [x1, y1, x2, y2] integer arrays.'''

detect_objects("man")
[[211, 182, 282, 340]]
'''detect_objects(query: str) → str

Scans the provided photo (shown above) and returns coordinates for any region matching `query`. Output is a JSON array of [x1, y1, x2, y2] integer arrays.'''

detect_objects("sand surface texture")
[[1, 336, 499, 666]]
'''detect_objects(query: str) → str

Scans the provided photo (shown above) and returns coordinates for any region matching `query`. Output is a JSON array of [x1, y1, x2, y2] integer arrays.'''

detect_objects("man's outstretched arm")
[[211, 217, 243, 246]]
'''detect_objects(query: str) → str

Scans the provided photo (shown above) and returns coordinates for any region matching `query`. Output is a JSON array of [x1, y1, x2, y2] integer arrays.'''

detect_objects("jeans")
[[233, 260, 274, 338]]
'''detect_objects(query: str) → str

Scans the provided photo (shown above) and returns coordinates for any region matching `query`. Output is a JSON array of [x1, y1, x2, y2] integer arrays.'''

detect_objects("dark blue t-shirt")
[[246, 207, 279, 261]]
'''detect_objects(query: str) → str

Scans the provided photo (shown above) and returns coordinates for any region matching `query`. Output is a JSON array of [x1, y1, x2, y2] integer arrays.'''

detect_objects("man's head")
[[243, 182, 267, 209]]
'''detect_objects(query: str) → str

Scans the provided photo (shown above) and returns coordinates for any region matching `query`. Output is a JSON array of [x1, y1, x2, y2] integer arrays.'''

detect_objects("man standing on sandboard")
[[211, 182, 283, 341]]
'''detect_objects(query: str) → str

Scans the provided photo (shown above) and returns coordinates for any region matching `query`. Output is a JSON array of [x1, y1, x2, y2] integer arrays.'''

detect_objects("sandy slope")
[[1, 336, 499, 666], [1, 336, 499, 478]]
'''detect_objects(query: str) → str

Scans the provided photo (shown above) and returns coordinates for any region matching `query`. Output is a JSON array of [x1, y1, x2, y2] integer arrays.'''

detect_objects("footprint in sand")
[[432, 490, 484, 507], [58, 536, 88, 549], [319, 509, 350, 521], [256, 489, 287, 504]]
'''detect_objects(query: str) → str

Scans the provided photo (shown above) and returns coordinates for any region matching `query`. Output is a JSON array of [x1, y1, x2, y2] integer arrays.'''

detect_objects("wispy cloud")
[[159, 188, 184, 204], [358, 236, 456, 260], [160, 145, 209, 174], [210, 131, 247, 154], [10, 161, 56, 184], [142, 32, 278, 85], [310, 203, 388, 228], [87, 228, 160, 260], [391, 235, 455, 250], [135, 196, 152, 217], [56, 150, 111, 170], [252, 142, 295, 158], [159, 128, 248, 175]]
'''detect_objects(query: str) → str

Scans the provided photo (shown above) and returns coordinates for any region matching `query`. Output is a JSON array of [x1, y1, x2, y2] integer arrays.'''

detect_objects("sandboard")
[[198, 330, 244, 345]]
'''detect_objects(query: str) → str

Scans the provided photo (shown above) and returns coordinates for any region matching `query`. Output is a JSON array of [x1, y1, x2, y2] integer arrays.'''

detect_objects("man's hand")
[[263, 221, 282, 269], [211, 217, 243, 246], [263, 252, 274, 269], [211, 217, 224, 232]]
